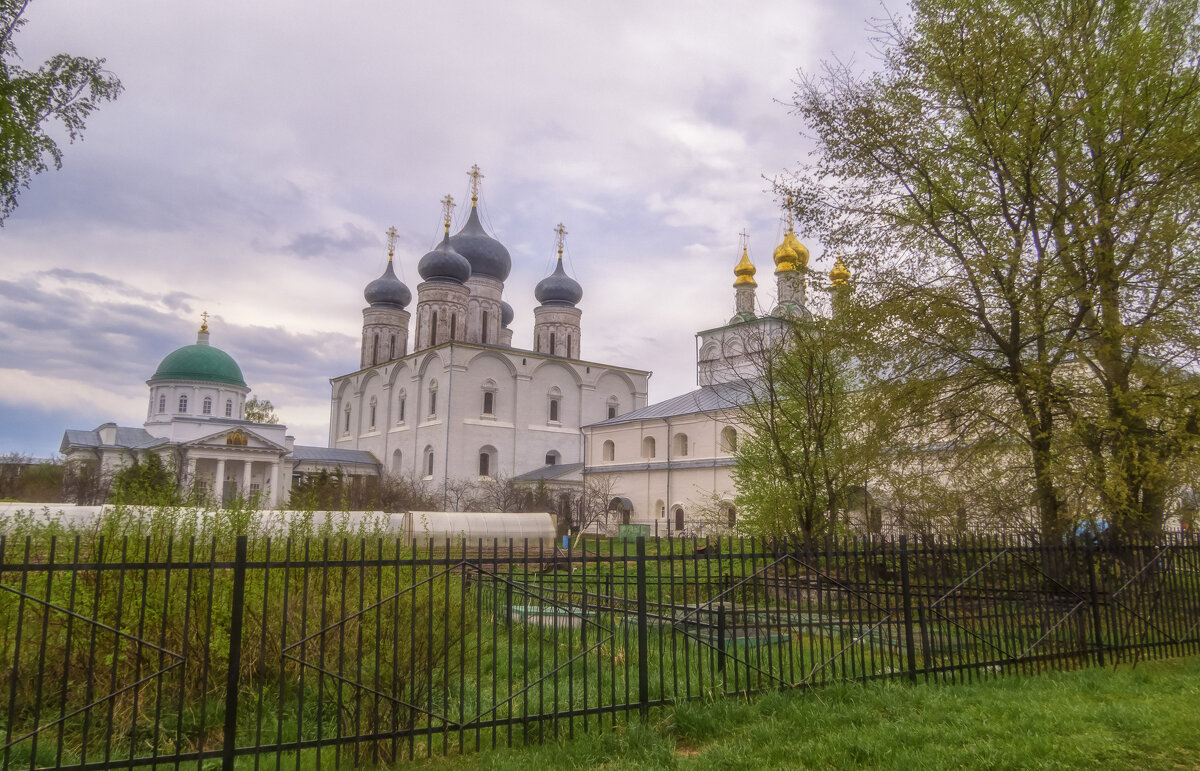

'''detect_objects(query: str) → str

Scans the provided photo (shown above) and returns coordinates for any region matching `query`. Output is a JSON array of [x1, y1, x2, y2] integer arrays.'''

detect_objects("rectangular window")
[[369, 404, 376, 429], [399, 397, 406, 422], [429, 391, 437, 416], [483, 391, 494, 415], [608, 405, 616, 419], [479, 453, 489, 476], [549, 398, 559, 422], [225, 400, 233, 417]]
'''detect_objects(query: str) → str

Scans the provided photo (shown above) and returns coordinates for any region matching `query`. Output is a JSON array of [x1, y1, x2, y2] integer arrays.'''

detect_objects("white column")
[[242, 460, 253, 499], [215, 458, 226, 504], [268, 461, 281, 508]]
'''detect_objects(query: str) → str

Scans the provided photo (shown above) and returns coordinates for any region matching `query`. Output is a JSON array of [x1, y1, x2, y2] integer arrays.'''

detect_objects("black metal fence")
[[2, 532, 1199, 770]]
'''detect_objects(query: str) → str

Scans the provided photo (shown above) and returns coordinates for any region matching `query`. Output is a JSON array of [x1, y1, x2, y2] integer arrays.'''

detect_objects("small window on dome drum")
[[202, 397, 212, 415], [225, 400, 233, 417], [158, 394, 166, 413], [178, 395, 188, 413]]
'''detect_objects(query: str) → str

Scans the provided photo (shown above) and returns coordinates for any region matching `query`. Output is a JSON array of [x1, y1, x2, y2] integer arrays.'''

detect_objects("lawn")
[[395, 655, 1200, 770]]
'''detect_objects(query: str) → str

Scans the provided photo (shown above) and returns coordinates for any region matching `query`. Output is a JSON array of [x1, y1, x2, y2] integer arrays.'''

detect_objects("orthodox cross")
[[385, 226, 399, 259], [467, 164, 483, 202], [441, 194, 456, 229], [739, 229, 750, 251], [200, 310, 209, 332], [554, 222, 568, 257]]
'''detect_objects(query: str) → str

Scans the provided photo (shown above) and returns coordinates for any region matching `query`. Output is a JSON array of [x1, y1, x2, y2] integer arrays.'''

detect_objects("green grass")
[[390, 655, 1200, 770]]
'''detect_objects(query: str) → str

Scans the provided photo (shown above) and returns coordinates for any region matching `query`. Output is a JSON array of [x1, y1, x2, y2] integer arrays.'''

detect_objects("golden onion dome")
[[830, 255, 851, 286], [790, 232, 810, 269], [773, 229, 809, 273], [773, 233, 798, 273], [733, 245, 757, 287]]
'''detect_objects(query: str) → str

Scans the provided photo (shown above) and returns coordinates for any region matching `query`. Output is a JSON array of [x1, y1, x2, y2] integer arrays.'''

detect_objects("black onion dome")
[[535, 259, 583, 307], [418, 233, 471, 284], [364, 261, 412, 308], [449, 205, 511, 281], [500, 301, 514, 327]]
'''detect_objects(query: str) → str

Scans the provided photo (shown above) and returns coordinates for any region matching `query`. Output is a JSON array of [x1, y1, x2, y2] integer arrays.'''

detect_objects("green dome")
[[150, 343, 246, 387]]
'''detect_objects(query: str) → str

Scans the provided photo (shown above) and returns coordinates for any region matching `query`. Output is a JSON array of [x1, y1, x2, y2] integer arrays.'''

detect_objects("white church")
[[60, 167, 845, 519]]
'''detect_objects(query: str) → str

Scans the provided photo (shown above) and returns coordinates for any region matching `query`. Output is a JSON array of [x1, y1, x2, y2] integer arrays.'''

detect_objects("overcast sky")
[[0, 0, 892, 458]]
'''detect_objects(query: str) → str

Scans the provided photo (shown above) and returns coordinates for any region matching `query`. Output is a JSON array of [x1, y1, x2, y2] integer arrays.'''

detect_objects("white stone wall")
[[331, 342, 649, 490], [145, 379, 249, 424], [584, 409, 742, 532]]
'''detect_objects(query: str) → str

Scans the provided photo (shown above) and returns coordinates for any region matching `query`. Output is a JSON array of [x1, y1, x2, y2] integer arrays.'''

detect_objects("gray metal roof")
[[290, 445, 379, 466], [586, 381, 752, 427], [61, 426, 166, 452], [511, 462, 584, 483]]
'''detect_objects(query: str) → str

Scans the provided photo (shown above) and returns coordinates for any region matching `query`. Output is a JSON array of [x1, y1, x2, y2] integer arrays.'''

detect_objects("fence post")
[[222, 535, 248, 771], [716, 603, 727, 675], [899, 535, 918, 684], [634, 536, 650, 719], [1085, 543, 1105, 668]]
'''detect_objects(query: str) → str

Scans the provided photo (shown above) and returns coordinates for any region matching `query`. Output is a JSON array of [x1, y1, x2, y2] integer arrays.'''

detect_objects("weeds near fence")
[[1, 510, 1198, 771]]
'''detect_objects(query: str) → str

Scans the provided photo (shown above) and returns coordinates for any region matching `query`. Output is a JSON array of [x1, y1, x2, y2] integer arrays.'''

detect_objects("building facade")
[[329, 175, 650, 506], [582, 222, 848, 535]]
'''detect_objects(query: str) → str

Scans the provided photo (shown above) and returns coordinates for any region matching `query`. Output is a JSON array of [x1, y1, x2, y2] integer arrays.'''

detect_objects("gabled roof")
[[60, 426, 167, 453], [585, 381, 752, 427], [291, 445, 379, 466], [512, 462, 584, 483]]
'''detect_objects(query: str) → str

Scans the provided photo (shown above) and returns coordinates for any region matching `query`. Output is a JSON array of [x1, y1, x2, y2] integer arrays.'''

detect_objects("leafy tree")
[[0, 0, 122, 221], [788, 0, 1200, 538], [243, 396, 280, 424], [730, 307, 883, 549], [108, 453, 180, 506]]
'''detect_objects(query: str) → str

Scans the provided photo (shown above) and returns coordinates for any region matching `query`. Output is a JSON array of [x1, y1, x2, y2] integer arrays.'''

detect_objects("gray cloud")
[[0, 0, 899, 456]]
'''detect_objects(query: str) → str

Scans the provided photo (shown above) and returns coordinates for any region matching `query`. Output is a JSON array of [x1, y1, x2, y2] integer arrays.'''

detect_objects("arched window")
[[391, 449, 403, 474], [602, 440, 615, 461], [481, 379, 496, 416], [606, 395, 619, 420], [397, 389, 406, 423], [450, 314, 457, 340], [202, 396, 212, 415], [158, 394, 166, 413], [372, 333, 379, 366], [721, 427, 738, 453], [343, 405, 351, 434], [225, 399, 233, 417], [368, 397, 377, 430], [673, 506, 685, 532], [482, 310, 489, 342], [674, 433, 689, 457], [545, 450, 560, 466], [548, 386, 562, 423], [655, 499, 665, 519], [431, 310, 439, 346], [642, 436, 656, 459], [549, 331, 556, 355], [423, 446, 434, 477], [428, 379, 438, 418], [566, 334, 572, 359], [478, 445, 497, 477], [178, 395, 188, 413], [725, 502, 737, 529], [389, 334, 396, 360]]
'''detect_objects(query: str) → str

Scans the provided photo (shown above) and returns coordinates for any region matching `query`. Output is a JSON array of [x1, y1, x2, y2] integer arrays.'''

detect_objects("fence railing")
[[2, 532, 1198, 770]]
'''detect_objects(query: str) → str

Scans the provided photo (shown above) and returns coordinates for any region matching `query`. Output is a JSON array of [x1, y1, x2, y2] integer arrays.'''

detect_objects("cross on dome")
[[467, 165, 484, 203], [385, 226, 399, 260], [554, 222, 568, 257], [440, 194, 456, 231], [199, 311, 209, 333]]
